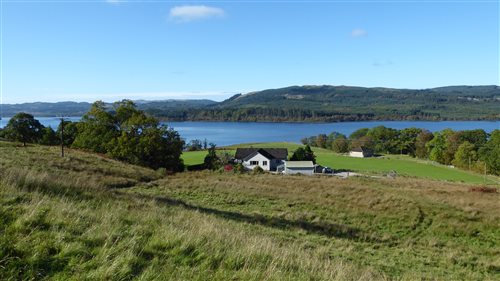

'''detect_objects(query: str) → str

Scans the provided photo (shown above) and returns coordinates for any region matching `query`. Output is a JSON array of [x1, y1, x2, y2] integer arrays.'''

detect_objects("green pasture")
[[182, 142, 498, 184]]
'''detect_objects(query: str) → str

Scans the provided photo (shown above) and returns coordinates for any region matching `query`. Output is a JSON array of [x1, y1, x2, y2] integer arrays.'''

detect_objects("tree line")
[[0, 100, 185, 172], [302, 126, 500, 175], [147, 107, 450, 122]]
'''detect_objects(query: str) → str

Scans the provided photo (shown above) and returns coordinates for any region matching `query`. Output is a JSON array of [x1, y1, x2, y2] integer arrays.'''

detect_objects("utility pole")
[[483, 162, 487, 184]]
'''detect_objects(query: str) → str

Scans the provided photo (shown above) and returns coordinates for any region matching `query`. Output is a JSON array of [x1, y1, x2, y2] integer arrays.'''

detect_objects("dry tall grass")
[[1, 141, 499, 280]]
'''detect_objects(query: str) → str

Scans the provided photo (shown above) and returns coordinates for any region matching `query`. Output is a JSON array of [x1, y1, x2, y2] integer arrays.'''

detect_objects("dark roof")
[[235, 148, 288, 160], [351, 147, 373, 153]]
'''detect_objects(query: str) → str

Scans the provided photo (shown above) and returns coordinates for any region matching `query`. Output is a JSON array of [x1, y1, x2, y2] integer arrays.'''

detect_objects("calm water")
[[167, 121, 499, 146], [1, 117, 498, 146]]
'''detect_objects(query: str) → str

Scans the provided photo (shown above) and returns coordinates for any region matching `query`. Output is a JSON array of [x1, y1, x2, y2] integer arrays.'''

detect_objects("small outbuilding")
[[349, 147, 374, 158], [283, 161, 315, 175]]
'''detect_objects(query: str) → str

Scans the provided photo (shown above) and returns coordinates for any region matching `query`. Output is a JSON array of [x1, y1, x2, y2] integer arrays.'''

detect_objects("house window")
[[250, 161, 259, 165], [262, 161, 268, 166]]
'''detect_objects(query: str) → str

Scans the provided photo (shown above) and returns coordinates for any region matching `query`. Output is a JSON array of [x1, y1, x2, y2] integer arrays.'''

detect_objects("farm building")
[[349, 147, 374, 158], [234, 148, 288, 171], [282, 161, 315, 175]]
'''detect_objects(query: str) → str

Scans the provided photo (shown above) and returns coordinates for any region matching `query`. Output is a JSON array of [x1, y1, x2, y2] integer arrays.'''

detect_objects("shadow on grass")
[[332, 169, 356, 173], [125, 192, 377, 242]]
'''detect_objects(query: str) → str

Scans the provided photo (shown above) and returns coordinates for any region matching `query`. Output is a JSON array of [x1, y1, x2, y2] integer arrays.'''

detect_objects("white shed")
[[349, 147, 373, 158], [284, 161, 315, 175]]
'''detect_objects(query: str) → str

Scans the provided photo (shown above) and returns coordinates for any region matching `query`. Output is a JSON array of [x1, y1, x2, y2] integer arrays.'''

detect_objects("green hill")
[[1, 141, 499, 280], [1, 100, 217, 117], [209, 85, 500, 121], [3, 85, 499, 121]]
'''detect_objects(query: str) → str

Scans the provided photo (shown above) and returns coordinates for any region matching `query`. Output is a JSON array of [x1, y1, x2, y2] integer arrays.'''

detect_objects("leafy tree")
[[290, 145, 316, 163], [300, 136, 317, 146], [331, 136, 349, 153], [204, 143, 219, 170], [290, 147, 306, 161], [443, 131, 464, 165], [367, 126, 399, 154], [415, 130, 433, 158], [56, 121, 79, 147], [327, 131, 345, 141], [452, 141, 477, 170], [72, 101, 118, 153], [185, 139, 203, 151], [325, 131, 345, 148], [350, 135, 375, 152], [397, 127, 422, 156], [74, 100, 184, 171], [315, 134, 328, 148], [217, 151, 233, 166], [427, 132, 447, 164], [460, 129, 487, 150], [349, 128, 369, 140], [427, 129, 454, 164], [39, 127, 58, 145], [203, 138, 208, 150], [304, 145, 316, 163], [3, 112, 44, 146], [108, 102, 184, 171], [478, 130, 500, 175]]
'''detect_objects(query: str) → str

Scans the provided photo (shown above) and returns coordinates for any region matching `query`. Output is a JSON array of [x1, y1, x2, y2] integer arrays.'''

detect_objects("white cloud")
[[105, 0, 120, 4], [351, 28, 368, 38], [169, 5, 224, 23]]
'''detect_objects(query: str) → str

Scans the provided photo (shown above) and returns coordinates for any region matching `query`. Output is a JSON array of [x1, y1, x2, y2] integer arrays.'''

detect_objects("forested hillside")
[[1, 100, 216, 117], [3, 85, 499, 121], [128, 85, 500, 121]]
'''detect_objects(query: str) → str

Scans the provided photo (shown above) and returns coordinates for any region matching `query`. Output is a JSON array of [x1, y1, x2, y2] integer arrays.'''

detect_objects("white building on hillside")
[[234, 148, 288, 171], [349, 147, 374, 158]]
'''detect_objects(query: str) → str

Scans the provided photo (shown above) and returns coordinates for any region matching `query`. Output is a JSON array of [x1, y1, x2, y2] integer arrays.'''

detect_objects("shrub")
[[224, 165, 233, 172], [156, 168, 167, 177], [469, 186, 497, 193], [253, 166, 264, 174], [233, 163, 246, 174]]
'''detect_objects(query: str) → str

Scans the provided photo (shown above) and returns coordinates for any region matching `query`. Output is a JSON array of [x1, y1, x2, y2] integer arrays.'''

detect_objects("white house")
[[349, 147, 374, 158], [282, 161, 315, 175], [235, 148, 288, 171]]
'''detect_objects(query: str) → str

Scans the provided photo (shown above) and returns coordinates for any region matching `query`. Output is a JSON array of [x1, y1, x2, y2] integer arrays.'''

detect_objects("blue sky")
[[1, 0, 499, 103]]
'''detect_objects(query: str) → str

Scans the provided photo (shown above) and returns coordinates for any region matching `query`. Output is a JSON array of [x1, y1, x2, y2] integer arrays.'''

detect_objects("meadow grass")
[[0, 141, 377, 280], [1, 141, 499, 280], [182, 142, 499, 184], [181, 150, 211, 166]]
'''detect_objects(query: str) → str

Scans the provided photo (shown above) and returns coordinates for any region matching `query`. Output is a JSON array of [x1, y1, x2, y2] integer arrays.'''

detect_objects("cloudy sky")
[[1, 0, 499, 103]]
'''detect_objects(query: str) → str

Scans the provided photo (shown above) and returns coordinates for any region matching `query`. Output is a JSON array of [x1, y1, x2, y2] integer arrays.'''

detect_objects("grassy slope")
[[182, 142, 499, 184], [1, 141, 499, 280]]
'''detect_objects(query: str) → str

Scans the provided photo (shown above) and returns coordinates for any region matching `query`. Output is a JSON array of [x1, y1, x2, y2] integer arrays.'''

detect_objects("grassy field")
[[1, 141, 499, 280], [182, 142, 499, 184]]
